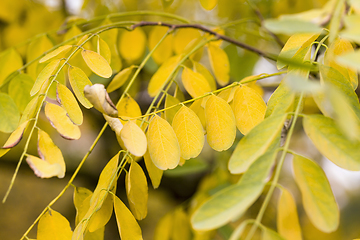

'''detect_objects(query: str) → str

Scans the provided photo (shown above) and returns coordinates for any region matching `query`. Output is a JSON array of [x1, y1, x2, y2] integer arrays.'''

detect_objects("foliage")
[[1, 0, 360, 239]]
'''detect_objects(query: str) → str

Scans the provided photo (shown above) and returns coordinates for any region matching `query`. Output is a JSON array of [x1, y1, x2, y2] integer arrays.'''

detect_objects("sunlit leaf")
[[0, 48, 23, 87], [207, 43, 230, 86], [2, 121, 28, 149], [192, 150, 277, 230], [57, 83, 83, 125], [81, 49, 112, 78], [39, 45, 73, 63], [190, 99, 206, 130], [126, 160, 148, 220], [147, 115, 180, 170], [149, 26, 173, 65], [173, 28, 201, 55], [119, 28, 146, 64], [233, 85, 266, 135], [293, 154, 339, 232], [97, 37, 111, 64], [277, 188, 302, 240], [172, 106, 204, 160], [0, 93, 20, 133], [73, 186, 92, 225], [113, 195, 143, 240], [88, 191, 114, 232], [45, 102, 81, 140], [8, 74, 34, 113], [84, 84, 118, 117], [37, 209, 72, 240], [200, 0, 217, 10], [68, 66, 93, 108], [303, 114, 360, 170], [30, 59, 60, 96], [26, 155, 63, 179], [182, 67, 211, 98], [205, 95, 236, 151], [193, 61, 216, 91], [228, 114, 286, 173], [164, 94, 181, 125], [107, 65, 135, 93], [116, 95, 142, 125], [144, 151, 163, 189], [121, 120, 147, 157]]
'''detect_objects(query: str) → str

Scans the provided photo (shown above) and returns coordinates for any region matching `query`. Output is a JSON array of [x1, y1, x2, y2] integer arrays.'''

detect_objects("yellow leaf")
[[121, 120, 147, 157], [0, 48, 23, 87], [207, 43, 230, 86], [149, 26, 173, 65], [147, 115, 180, 170], [97, 37, 111, 64], [113, 195, 143, 240], [200, 0, 217, 10], [126, 161, 148, 220], [193, 61, 216, 91], [30, 59, 60, 96], [88, 190, 114, 232], [107, 66, 135, 93], [233, 85, 266, 135], [217, 87, 236, 103], [172, 208, 191, 240], [182, 67, 212, 98], [154, 212, 173, 240], [293, 155, 339, 232], [81, 49, 112, 78], [2, 120, 28, 149], [73, 187, 92, 225], [148, 55, 181, 97], [68, 66, 93, 108], [26, 155, 63, 178], [84, 84, 118, 117], [119, 28, 146, 64], [172, 106, 204, 160], [173, 28, 201, 55], [205, 95, 236, 151], [277, 188, 302, 240], [45, 102, 81, 140], [57, 83, 83, 125], [37, 209, 72, 240], [165, 94, 181, 125], [190, 99, 206, 130], [144, 150, 163, 189], [116, 95, 142, 125], [39, 45, 73, 63], [38, 129, 66, 177]]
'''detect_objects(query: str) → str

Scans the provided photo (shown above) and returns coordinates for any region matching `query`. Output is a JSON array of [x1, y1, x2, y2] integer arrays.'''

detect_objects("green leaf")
[[303, 114, 360, 170], [165, 158, 208, 177], [8, 74, 34, 113], [293, 154, 339, 232], [264, 19, 322, 35], [262, 226, 286, 240], [265, 81, 295, 118], [191, 150, 277, 230], [228, 114, 286, 174], [0, 93, 20, 133], [37, 209, 72, 240]]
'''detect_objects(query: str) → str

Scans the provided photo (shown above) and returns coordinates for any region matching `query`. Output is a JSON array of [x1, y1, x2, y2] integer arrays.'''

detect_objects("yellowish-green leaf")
[[68, 66, 93, 108], [37, 209, 72, 240], [116, 95, 142, 124], [0, 48, 23, 87], [264, 19, 322, 35], [266, 81, 295, 118], [233, 85, 266, 135], [182, 67, 211, 98], [207, 43, 229, 86], [293, 154, 339, 232], [84, 84, 118, 117], [193, 61, 216, 91], [165, 94, 181, 125], [26, 155, 63, 178], [144, 150, 163, 189], [277, 33, 320, 69], [113, 195, 143, 240], [20, 96, 42, 125], [39, 45, 73, 63], [73, 186, 92, 225], [303, 114, 360, 170], [148, 55, 181, 97], [262, 226, 286, 240], [2, 120, 28, 149], [172, 208, 191, 240], [205, 95, 236, 151], [8, 74, 34, 113], [81, 49, 112, 78], [100, 18, 122, 72], [172, 106, 204, 160], [229, 221, 250, 240], [147, 115, 180, 170], [200, 0, 217, 10], [154, 212, 173, 240], [328, 0, 345, 44], [149, 26, 173, 65], [173, 28, 201, 55], [38, 129, 65, 177], [88, 191, 114, 232], [57, 83, 83, 125], [0, 93, 20, 133], [277, 188, 302, 240], [192, 150, 277, 230], [45, 102, 81, 140], [107, 66, 135, 93], [0, 149, 9, 158], [121, 120, 147, 157], [119, 28, 146, 64], [126, 160, 148, 220], [30, 59, 60, 96], [325, 38, 358, 89], [97, 37, 111, 64], [228, 114, 286, 173], [27, 35, 53, 80]]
